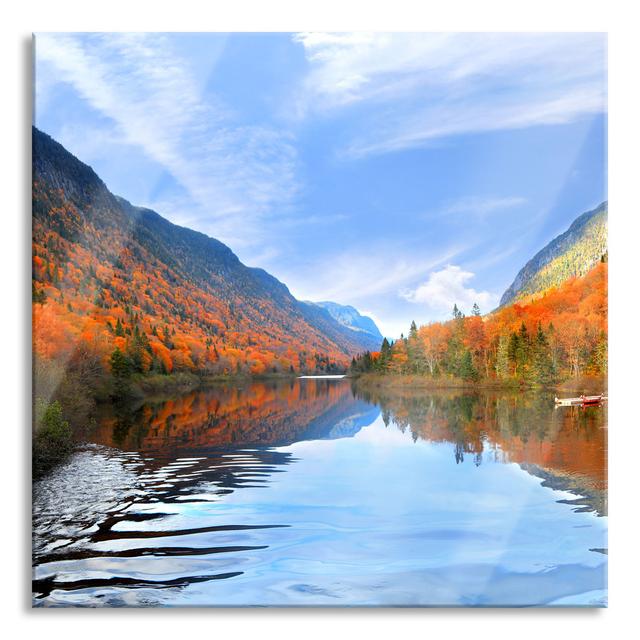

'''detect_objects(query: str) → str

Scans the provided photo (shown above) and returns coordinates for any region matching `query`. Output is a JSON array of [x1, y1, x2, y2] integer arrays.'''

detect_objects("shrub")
[[33, 400, 73, 477]]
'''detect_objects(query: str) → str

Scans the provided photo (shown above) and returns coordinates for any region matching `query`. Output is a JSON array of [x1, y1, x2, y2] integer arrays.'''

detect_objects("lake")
[[32, 377, 607, 607]]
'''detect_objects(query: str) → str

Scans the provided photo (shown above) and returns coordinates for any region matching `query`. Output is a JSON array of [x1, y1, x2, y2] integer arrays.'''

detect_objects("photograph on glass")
[[32, 32, 607, 607]]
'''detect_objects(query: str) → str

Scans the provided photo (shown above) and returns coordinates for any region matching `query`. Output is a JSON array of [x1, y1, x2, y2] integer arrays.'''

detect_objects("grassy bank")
[[129, 371, 203, 397], [198, 371, 300, 385], [350, 372, 607, 393], [555, 376, 608, 395], [350, 372, 519, 391], [121, 369, 303, 398]]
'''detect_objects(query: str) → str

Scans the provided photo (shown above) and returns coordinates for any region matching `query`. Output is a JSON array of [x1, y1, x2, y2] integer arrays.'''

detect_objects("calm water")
[[32, 378, 607, 607]]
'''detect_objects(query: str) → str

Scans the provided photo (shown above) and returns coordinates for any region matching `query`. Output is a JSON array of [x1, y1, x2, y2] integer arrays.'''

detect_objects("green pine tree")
[[459, 350, 479, 382], [110, 347, 132, 398], [379, 337, 392, 371], [407, 321, 424, 373], [532, 323, 555, 386]]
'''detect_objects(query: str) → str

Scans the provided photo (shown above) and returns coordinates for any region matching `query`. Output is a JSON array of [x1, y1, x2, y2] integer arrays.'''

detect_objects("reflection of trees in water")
[[444, 394, 484, 465], [93, 379, 378, 453], [351, 384, 606, 486], [494, 394, 553, 444], [111, 400, 148, 449], [96, 380, 604, 490]]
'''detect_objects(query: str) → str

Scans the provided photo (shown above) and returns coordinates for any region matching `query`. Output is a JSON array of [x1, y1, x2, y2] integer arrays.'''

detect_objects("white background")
[[3, 1, 639, 636]]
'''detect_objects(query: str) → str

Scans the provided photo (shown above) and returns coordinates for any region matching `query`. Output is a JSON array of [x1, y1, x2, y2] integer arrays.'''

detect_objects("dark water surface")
[[32, 378, 607, 606]]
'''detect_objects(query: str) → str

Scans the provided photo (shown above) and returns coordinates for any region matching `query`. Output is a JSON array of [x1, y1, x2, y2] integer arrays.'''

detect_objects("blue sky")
[[35, 32, 607, 339]]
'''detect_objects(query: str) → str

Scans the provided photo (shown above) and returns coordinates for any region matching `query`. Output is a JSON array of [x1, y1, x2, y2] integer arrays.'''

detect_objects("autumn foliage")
[[32, 179, 349, 389], [352, 262, 607, 384]]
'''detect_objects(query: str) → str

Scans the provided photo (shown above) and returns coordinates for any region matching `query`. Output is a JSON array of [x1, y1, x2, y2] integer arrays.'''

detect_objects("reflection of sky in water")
[[146, 416, 605, 606], [33, 385, 607, 607]]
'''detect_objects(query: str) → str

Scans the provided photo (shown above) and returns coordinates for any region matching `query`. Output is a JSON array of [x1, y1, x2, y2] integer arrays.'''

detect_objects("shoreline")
[[348, 372, 607, 394], [117, 370, 609, 400], [118, 370, 327, 400]]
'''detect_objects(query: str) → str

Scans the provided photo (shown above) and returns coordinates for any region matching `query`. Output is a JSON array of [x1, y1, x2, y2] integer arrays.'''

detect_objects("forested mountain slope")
[[32, 127, 375, 377], [500, 202, 607, 306]]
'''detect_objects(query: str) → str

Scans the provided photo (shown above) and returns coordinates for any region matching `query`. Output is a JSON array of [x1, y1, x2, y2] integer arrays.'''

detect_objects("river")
[[32, 377, 607, 606]]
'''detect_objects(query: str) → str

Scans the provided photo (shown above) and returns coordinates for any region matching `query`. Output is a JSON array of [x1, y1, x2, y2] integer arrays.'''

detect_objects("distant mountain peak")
[[499, 202, 608, 307], [307, 301, 382, 350]]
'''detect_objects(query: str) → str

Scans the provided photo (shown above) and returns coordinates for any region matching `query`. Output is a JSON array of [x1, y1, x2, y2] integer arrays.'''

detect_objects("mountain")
[[32, 127, 375, 376], [306, 301, 382, 351], [499, 202, 608, 306]]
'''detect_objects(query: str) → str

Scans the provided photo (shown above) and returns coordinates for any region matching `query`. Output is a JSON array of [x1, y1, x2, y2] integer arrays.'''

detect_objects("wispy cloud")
[[281, 243, 465, 304], [431, 195, 527, 221], [276, 212, 349, 228], [400, 264, 499, 316], [293, 32, 607, 158], [36, 33, 298, 248]]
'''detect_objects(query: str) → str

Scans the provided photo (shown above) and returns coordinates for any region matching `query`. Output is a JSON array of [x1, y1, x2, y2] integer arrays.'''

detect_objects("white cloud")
[[36, 33, 298, 248], [293, 32, 606, 157], [400, 265, 498, 316]]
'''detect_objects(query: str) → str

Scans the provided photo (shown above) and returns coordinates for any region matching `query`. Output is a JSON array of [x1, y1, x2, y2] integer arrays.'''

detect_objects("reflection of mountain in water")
[[322, 409, 379, 440], [352, 384, 607, 515], [34, 380, 380, 602], [33, 380, 606, 605], [518, 462, 607, 517], [92, 379, 379, 454]]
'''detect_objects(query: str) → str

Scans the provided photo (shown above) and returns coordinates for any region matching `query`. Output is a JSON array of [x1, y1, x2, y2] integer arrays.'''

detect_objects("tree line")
[[351, 262, 607, 386]]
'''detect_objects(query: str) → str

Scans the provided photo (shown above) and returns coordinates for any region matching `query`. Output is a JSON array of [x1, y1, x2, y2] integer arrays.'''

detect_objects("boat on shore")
[[554, 393, 607, 406]]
